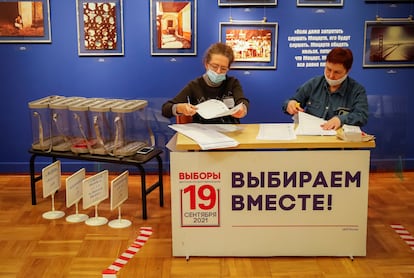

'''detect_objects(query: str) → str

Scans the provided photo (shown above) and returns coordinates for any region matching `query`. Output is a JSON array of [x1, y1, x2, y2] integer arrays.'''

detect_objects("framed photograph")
[[363, 20, 414, 68], [0, 0, 51, 43], [219, 22, 278, 69], [76, 0, 124, 56], [218, 0, 277, 6], [297, 0, 343, 6], [150, 0, 197, 56]]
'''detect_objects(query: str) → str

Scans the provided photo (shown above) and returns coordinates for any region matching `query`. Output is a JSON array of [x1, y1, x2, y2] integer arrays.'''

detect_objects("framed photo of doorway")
[[0, 0, 51, 43], [150, 0, 197, 56]]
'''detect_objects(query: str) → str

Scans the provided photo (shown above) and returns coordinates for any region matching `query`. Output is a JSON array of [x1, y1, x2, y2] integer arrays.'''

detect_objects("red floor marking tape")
[[102, 227, 153, 278], [390, 224, 414, 251]]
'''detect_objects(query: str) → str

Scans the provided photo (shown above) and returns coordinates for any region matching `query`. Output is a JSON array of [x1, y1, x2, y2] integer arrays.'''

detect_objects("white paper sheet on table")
[[295, 112, 336, 136], [195, 99, 243, 119], [206, 124, 243, 133], [256, 123, 297, 140], [168, 123, 239, 150]]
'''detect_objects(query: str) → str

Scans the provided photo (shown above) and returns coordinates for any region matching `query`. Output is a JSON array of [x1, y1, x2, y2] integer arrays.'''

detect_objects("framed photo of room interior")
[[0, 0, 51, 43], [150, 0, 197, 55]]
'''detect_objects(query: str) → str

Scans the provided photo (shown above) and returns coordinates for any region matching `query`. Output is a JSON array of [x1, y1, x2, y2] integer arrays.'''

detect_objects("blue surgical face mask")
[[206, 69, 226, 84]]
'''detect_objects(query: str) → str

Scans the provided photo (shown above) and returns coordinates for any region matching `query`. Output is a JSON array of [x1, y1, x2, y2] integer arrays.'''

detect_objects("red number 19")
[[183, 184, 217, 210]]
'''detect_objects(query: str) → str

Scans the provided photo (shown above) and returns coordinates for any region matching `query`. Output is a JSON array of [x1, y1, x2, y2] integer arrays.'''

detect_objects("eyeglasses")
[[209, 63, 229, 73]]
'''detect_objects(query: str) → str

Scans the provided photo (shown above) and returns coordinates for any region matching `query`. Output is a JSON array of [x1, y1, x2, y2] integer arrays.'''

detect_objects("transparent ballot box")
[[68, 98, 103, 154], [49, 97, 86, 151], [111, 99, 151, 157], [88, 99, 125, 155], [28, 95, 64, 151]]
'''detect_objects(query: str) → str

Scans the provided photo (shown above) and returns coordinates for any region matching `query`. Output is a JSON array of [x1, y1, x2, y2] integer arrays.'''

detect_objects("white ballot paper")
[[196, 99, 243, 119], [295, 111, 336, 136], [169, 123, 239, 150], [206, 124, 243, 133], [256, 123, 297, 140]]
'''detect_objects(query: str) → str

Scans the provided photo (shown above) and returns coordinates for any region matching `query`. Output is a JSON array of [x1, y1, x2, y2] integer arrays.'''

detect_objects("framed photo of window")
[[297, 0, 343, 6], [0, 0, 51, 43], [219, 21, 278, 69], [218, 0, 277, 6], [150, 0, 197, 56], [363, 20, 414, 68], [76, 0, 124, 56]]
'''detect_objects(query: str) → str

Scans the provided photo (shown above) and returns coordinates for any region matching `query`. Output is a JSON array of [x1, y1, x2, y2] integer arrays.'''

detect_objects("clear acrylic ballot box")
[[28, 95, 64, 151], [49, 97, 86, 151], [111, 99, 151, 157], [88, 99, 125, 155], [68, 98, 104, 154]]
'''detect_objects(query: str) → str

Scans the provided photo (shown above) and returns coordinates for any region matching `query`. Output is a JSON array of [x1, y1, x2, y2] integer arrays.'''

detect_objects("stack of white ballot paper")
[[168, 123, 239, 150], [295, 111, 337, 136], [336, 124, 375, 142], [195, 99, 243, 119], [256, 123, 297, 140]]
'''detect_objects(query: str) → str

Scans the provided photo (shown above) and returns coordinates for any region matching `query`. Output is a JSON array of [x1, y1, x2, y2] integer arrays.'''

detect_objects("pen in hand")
[[185, 96, 197, 116]]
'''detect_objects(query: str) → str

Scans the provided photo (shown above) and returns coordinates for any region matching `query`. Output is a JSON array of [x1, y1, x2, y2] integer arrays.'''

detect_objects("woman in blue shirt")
[[282, 47, 368, 130]]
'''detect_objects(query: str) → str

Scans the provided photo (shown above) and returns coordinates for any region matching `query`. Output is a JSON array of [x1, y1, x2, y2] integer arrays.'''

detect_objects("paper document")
[[295, 112, 336, 136], [206, 124, 243, 133], [256, 123, 297, 140], [168, 123, 239, 150], [336, 124, 375, 142], [196, 99, 243, 119]]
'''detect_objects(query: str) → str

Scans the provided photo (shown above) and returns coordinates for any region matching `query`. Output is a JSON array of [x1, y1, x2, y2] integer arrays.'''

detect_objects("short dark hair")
[[203, 42, 235, 66], [326, 47, 353, 71]]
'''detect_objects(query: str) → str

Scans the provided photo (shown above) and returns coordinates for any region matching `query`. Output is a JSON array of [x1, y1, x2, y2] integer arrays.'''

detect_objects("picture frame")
[[363, 20, 414, 68], [76, 0, 124, 56], [218, 0, 277, 6], [219, 21, 278, 69], [150, 0, 197, 56], [0, 0, 51, 43], [297, 0, 343, 7]]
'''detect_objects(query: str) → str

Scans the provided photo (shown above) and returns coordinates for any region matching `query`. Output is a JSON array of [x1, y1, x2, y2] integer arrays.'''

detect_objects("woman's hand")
[[286, 100, 304, 115], [176, 103, 198, 116], [231, 104, 247, 118], [321, 116, 341, 130]]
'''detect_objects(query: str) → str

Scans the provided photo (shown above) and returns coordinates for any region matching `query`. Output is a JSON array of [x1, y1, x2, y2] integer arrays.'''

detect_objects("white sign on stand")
[[108, 170, 131, 228], [42, 160, 65, 219], [83, 170, 109, 226], [171, 150, 370, 258], [65, 168, 89, 223]]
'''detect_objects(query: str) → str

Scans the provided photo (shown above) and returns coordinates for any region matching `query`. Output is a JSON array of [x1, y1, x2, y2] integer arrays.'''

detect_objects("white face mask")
[[325, 73, 347, 87]]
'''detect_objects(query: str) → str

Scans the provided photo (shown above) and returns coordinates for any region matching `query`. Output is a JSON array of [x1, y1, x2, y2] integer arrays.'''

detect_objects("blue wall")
[[0, 1, 413, 173]]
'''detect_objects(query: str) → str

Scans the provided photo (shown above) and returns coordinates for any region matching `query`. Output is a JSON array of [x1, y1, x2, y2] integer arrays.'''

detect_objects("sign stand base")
[[109, 219, 131, 229], [66, 202, 88, 223], [42, 210, 65, 219], [42, 193, 65, 219], [85, 204, 108, 226], [108, 207, 131, 228], [66, 213, 89, 223], [86, 216, 108, 226]]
